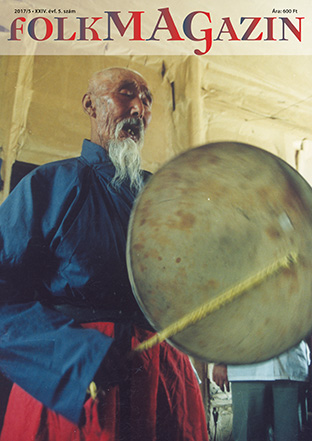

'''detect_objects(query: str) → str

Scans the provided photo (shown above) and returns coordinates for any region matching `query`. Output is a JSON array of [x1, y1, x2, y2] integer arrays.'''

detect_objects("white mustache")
[[115, 117, 144, 141]]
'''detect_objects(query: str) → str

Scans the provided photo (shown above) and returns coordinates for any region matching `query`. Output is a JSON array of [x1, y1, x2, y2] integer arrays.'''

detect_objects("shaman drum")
[[126, 142, 312, 364]]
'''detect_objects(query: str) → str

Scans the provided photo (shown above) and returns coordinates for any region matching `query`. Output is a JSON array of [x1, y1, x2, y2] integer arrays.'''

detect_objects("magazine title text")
[[8, 7, 305, 56]]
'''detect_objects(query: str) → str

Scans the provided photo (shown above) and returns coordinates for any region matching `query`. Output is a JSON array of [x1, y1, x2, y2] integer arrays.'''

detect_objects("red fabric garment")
[[0, 323, 208, 441]]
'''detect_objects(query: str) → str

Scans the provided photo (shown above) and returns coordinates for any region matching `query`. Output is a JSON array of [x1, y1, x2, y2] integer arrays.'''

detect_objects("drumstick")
[[134, 251, 298, 353]]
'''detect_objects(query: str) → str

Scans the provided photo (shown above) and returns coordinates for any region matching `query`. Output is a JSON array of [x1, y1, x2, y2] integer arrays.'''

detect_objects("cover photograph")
[[0, 1, 311, 440]]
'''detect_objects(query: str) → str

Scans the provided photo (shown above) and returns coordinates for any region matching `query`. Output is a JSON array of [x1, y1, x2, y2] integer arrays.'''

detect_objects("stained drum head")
[[126, 142, 312, 364]]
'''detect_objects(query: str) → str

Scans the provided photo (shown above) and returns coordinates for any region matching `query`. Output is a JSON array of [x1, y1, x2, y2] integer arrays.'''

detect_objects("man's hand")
[[212, 363, 230, 392]]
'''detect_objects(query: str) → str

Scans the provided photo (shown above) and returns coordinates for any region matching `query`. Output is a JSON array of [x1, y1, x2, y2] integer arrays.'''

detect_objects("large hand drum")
[[126, 142, 312, 364]]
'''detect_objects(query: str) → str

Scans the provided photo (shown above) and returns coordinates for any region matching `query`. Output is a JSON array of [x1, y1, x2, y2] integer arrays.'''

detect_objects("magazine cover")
[[0, 1, 312, 440]]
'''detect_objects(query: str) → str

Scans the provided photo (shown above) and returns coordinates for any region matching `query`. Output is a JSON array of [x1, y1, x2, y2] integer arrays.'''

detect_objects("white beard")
[[107, 119, 144, 194]]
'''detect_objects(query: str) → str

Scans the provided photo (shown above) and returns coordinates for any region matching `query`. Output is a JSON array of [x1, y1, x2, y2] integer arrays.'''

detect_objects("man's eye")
[[120, 89, 133, 97], [143, 99, 151, 107]]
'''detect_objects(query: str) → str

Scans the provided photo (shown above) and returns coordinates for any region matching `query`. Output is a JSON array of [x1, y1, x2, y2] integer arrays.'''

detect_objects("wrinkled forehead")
[[89, 68, 152, 102]]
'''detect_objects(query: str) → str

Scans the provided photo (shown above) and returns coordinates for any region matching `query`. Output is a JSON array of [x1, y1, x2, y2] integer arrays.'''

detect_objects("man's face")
[[93, 69, 152, 148]]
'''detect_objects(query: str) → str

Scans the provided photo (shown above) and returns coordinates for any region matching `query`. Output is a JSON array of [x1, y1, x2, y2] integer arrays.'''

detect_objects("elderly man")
[[0, 68, 209, 441]]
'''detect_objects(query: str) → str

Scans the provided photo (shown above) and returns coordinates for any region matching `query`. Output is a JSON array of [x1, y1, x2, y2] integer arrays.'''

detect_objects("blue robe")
[[0, 139, 149, 424]]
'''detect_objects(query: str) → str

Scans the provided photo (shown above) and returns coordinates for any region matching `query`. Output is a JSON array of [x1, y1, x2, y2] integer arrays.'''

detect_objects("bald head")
[[88, 67, 150, 98]]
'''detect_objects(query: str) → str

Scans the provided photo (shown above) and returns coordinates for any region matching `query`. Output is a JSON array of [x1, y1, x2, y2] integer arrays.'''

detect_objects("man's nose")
[[130, 96, 144, 119]]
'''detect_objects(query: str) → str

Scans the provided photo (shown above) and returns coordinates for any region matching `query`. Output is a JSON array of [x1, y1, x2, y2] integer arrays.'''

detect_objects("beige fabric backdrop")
[[1, 55, 312, 203]]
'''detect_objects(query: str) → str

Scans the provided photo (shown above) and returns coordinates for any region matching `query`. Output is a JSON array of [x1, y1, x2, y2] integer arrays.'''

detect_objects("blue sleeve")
[[0, 170, 113, 424]]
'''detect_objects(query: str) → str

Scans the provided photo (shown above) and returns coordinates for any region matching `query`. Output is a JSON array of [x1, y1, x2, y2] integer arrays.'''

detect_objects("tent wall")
[[1, 55, 312, 202], [2, 55, 312, 199]]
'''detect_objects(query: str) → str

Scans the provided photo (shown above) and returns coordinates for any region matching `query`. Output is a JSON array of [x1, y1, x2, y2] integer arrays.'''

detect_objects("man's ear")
[[82, 93, 96, 118]]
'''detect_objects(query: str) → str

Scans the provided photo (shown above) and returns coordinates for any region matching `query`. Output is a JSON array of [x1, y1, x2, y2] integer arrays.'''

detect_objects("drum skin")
[[126, 142, 312, 364]]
